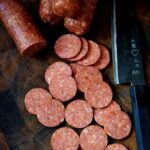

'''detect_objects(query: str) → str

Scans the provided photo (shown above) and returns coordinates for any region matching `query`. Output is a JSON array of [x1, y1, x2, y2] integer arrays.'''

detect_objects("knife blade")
[[111, 0, 150, 149]]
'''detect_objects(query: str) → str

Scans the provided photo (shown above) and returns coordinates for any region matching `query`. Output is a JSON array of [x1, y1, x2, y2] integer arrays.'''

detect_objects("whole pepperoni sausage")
[[0, 0, 47, 55], [64, 0, 98, 35], [39, 0, 62, 25], [52, 0, 81, 17]]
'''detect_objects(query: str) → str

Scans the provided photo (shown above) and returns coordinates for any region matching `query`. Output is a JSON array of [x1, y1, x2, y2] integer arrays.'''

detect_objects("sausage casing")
[[0, 0, 47, 55], [64, 0, 97, 35], [39, 0, 62, 25], [52, 0, 81, 17]]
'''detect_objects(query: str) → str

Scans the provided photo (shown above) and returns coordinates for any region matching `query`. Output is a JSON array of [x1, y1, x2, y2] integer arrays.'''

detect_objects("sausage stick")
[[39, 0, 62, 24], [0, 0, 47, 55], [52, 0, 81, 17], [64, 0, 98, 35]]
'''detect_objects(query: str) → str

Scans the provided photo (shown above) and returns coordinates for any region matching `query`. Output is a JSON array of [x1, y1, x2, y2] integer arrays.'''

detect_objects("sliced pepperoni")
[[104, 111, 132, 139], [93, 45, 110, 70], [51, 127, 79, 150], [49, 74, 77, 102], [75, 66, 103, 92], [24, 88, 52, 115], [65, 100, 93, 128], [105, 143, 128, 150], [68, 38, 88, 61], [70, 63, 84, 76], [54, 34, 81, 59], [80, 125, 108, 150], [85, 81, 112, 108], [37, 99, 65, 127], [45, 62, 72, 84], [94, 101, 121, 126], [78, 40, 100, 65]]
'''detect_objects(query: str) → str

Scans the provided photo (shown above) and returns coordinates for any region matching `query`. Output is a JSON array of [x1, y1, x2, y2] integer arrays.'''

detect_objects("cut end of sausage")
[[21, 41, 47, 56], [64, 17, 90, 35]]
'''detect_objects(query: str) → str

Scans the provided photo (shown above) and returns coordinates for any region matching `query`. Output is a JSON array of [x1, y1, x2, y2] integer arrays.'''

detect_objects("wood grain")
[[0, 0, 150, 149]]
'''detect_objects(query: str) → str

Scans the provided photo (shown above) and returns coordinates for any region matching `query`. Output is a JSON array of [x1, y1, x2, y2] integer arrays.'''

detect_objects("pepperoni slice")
[[65, 100, 93, 128], [80, 125, 108, 150], [45, 62, 72, 84], [54, 34, 81, 59], [70, 63, 84, 76], [78, 40, 100, 65], [104, 111, 132, 139], [85, 81, 112, 108], [37, 99, 65, 127], [93, 45, 110, 70], [75, 66, 103, 92], [49, 74, 77, 102], [105, 143, 128, 150], [51, 127, 79, 150], [68, 38, 88, 61], [24, 88, 52, 115], [94, 101, 121, 126]]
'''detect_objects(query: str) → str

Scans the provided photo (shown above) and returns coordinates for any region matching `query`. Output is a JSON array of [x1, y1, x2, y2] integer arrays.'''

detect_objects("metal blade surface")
[[111, 0, 145, 85]]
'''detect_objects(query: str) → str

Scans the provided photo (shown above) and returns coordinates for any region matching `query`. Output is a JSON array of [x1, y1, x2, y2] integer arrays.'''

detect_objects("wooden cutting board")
[[0, 0, 150, 149]]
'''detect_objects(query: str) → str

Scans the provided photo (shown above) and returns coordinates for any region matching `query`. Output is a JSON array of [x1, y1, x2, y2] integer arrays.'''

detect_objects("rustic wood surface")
[[0, 0, 150, 149]]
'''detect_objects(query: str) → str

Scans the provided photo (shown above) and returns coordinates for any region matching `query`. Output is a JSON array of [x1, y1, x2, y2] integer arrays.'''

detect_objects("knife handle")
[[130, 85, 150, 150]]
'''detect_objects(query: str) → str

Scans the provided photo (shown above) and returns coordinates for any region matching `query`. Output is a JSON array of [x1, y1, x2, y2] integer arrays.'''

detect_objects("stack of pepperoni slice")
[[24, 88, 65, 127], [24, 34, 132, 149], [55, 34, 110, 70]]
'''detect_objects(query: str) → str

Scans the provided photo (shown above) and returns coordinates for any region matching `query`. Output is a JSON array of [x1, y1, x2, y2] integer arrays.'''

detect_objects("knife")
[[111, 0, 150, 149]]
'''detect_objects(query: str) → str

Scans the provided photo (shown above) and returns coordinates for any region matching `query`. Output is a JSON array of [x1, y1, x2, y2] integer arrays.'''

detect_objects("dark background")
[[0, 0, 150, 149]]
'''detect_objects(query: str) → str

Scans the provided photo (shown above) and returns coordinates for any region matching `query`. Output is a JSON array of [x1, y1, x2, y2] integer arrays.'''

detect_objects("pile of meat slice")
[[54, 34, 110, 70], [24, 34, 131, 150]]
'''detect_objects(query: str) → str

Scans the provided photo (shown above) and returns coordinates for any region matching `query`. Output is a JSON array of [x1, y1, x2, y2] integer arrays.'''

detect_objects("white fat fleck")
[[89, 135, 98, 143]]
